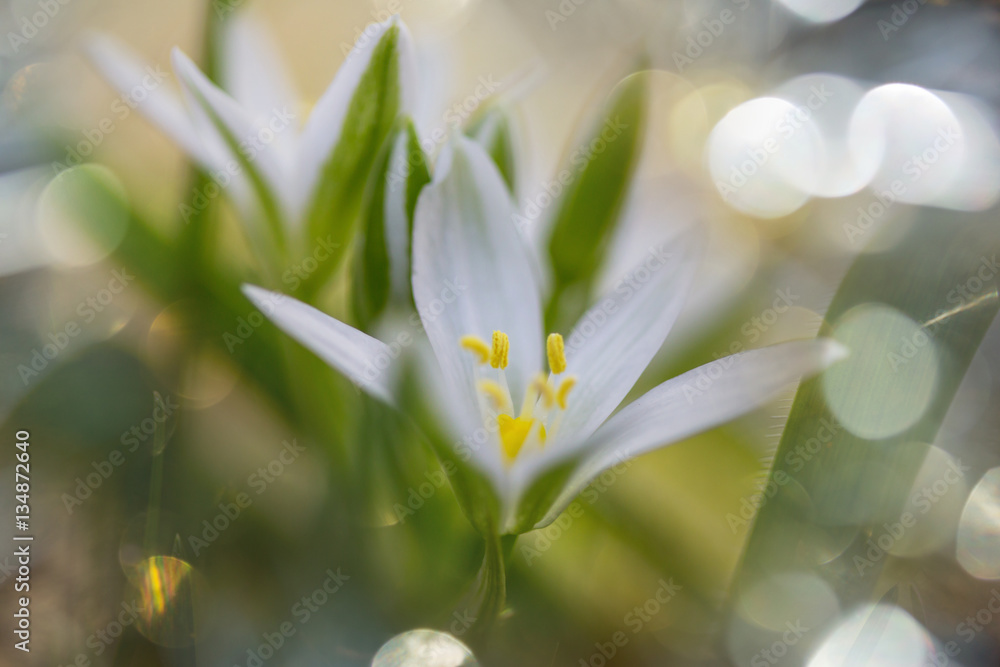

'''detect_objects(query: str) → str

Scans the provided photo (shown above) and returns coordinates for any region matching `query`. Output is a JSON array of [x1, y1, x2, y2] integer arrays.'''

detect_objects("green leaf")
[[301, 25, 405, 297], [545, 71, 648, 331], [396, 354, 502, 538], [352, 118, 430, 330], [729, 209, 1000, 635], [174, 0, 227, 280], [507, 459, 577, 535], [466, 106, 517, 193], [182, 77, 290, 271]]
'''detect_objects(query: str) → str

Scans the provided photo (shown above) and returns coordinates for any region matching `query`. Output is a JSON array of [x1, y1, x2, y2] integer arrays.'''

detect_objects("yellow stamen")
[[531, 374, 556, 409], [547, 333, 567, 374], [539, 423, 547, 445], [557, 376, 577, 410], [490, 331, 509, 369], [460, 335, 491, 365], [498, 414, 534, 462], [478, 380, 509, 410]]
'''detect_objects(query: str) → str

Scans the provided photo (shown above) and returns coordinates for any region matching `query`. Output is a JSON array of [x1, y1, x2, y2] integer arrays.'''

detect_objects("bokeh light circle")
[[808, 604, 934, 666], [888, 444, 968, 558], [776, 0, 864, 23], [848, 84, 966, 207], [822, 304, 938, 440], [956, 467, 1000, 580], [738, 572, 840, 632], [373, 629, 479, 666], [707, 97, 820, 218], [772, 73, 877, 197], [37, 164, 129, 267]]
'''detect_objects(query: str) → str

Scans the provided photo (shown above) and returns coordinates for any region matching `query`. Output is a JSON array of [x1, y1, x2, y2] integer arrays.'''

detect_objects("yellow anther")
[[531, 374, 556, 409], [478, 380, 509, 410], [539, 423, 547, 445], [460, 335, 491, 365], [557, 376, 577, 410], [547, 333, 567, 374], [490, 331, 509, 369], [498, 414, 533, 462]]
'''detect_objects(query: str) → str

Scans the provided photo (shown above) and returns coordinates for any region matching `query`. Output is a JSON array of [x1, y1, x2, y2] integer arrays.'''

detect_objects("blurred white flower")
[[86, 14, 416, 265]]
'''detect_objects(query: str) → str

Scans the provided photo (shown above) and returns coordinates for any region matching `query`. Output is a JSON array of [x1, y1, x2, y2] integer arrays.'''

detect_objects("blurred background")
[[2, 0, 1000, 665]]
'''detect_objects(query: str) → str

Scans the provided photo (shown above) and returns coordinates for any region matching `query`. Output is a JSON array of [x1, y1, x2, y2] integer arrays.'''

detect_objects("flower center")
[[460, 331, 576, 465]]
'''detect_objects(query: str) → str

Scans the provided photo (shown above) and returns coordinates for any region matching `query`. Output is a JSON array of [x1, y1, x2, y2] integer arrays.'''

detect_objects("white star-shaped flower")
[[243, 136, 846, 535]]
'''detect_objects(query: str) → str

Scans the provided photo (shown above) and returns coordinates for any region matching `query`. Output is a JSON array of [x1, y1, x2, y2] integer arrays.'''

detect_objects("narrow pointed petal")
[[171, 48, 291, 222], [413, 136, 543, 411], [411, 137, 543, 489], [552, 231, 702, 447], [532, 338, 848, 528], [294, 16, 416, 219], [221, 13, 300, 130], [221, 12, 300, 178], [242, 285, 396, 403], [84, 35, 209, 166]]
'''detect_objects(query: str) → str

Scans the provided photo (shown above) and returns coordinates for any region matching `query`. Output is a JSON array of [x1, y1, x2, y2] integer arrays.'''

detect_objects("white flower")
[[243, 136, 847, 535], [86, 14, 416, 262]]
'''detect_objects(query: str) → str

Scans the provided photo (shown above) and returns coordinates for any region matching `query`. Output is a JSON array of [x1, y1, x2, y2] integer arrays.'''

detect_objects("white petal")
[[533, 338, 848, 528], [84, 35, 209, 167], [411, 136, 544, 481], [294, 16, 417, 219], [241, 285, 396, 404], [221, 13, 300, 130], [220, 12, 301, 184], [172, 48, 291, 221], [553, 231, 702, 446]]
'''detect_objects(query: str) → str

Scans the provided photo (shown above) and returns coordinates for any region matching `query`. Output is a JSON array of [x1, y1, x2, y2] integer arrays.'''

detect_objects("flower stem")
[[465, 532, 516, 645]]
